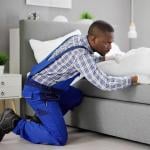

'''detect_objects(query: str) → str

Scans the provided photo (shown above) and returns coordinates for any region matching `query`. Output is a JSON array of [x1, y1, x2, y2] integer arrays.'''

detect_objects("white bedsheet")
[[97, 47, 150, 84]]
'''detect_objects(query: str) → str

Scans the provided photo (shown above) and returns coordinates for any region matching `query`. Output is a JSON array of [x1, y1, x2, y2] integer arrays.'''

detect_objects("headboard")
[[19, 20, 90, 81]]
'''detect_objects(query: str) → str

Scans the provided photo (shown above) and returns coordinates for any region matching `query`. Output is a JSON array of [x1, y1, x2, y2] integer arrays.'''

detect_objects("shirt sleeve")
[[93, 55, 100, 63], [93, 55, 106, 63], [73, 52, 132, 91]]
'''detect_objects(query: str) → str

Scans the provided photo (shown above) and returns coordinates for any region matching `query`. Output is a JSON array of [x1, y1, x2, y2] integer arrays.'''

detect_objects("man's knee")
[[59, 86, 83, 111], [70, 87, 83, 106], [57, 132, 68, 146]]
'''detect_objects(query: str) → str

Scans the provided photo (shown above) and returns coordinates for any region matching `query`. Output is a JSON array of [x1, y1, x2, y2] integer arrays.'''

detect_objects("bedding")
[[97, 47, 150, 84]]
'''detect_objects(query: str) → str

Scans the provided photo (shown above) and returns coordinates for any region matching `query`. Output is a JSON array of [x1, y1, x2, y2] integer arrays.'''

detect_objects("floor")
[[0, 127, 150, 150]]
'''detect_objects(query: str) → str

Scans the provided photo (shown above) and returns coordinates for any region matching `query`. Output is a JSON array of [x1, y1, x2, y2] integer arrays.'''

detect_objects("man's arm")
[[74, 52, 138, 91]]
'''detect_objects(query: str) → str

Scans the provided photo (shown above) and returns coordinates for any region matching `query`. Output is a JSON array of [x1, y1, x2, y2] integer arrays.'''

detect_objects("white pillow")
[[29, 29, 81, 63]]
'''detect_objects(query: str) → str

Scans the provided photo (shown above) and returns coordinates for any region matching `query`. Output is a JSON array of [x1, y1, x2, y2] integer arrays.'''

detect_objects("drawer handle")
[[1, 91, 4, 96], [1, 81, 5, 85]]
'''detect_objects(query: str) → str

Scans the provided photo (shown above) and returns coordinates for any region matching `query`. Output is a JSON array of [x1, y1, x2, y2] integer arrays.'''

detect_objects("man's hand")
[[131, 75, 139, 85]]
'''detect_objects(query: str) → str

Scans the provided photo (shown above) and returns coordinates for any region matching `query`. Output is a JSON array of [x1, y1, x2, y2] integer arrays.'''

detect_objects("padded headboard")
[[19, 20, 90, 81]]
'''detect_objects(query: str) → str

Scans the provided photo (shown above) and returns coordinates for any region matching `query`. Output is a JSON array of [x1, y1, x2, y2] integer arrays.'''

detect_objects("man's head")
[[87, 20, 114, 56]]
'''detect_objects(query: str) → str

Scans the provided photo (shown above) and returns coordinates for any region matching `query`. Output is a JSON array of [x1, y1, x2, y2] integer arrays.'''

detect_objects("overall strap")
[[28, 35, 75, 79], [28, 42, 87, 79]]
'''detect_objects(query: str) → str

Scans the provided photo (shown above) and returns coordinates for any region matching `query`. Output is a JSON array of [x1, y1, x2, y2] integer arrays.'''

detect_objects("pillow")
[[29, 29, 81, 63]]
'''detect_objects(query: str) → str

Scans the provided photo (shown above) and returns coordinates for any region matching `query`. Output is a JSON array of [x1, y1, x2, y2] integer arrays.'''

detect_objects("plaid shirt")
[[32, 35, 131, 91]]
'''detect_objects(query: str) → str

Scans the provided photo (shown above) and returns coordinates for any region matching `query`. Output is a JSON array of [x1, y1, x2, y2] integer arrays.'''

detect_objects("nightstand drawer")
[[0, 75, 21, 87], [0, 86, 21, 99]]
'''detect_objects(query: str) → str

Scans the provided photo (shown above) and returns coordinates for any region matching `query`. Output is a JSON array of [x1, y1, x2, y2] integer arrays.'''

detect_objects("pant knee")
[[72, 89, 83, 106], [57, 133, 68, 145]]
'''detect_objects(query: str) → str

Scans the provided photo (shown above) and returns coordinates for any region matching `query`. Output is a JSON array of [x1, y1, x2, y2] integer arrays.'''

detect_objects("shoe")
[[0, 108, 20, 142]]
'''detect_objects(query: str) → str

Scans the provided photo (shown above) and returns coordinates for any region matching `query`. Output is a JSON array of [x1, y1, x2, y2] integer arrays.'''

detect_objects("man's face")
[[90, 32, 114, 56]]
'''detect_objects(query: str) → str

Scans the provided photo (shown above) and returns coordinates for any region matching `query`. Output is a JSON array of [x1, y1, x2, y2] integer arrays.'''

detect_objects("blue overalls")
[[13, 36, 87, 146]]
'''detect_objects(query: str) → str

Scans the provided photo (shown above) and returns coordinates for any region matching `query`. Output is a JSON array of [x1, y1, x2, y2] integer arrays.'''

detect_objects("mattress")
[[74, 79, 150, 105]]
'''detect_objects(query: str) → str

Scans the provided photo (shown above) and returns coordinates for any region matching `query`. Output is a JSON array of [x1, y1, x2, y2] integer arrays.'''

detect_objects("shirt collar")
[[81, 35, 93, 54]]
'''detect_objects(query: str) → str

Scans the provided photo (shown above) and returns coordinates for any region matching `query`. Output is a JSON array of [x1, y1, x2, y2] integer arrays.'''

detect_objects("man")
[[0, 20, 138, 145]]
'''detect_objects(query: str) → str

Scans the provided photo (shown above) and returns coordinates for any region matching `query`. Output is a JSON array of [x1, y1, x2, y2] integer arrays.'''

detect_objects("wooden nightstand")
[[0, 74, 22, 114]]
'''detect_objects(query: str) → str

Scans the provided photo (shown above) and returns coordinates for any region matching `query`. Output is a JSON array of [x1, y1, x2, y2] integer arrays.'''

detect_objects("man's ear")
[[89, 35, 96, 44]]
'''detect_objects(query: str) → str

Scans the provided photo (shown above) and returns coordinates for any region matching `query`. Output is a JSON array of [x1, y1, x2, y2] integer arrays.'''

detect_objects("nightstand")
[[0, 74, 22, 114]]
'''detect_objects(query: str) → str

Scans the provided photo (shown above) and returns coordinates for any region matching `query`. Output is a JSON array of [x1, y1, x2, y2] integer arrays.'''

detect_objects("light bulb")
[[128, 22, 137, 39]]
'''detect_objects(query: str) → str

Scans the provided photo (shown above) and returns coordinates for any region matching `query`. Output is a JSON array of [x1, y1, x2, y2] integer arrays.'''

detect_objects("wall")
[[0, 0, 130, 61], [131, 0, 150, 49]]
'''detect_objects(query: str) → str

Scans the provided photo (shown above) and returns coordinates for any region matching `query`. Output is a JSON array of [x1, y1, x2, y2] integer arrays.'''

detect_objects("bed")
[[19, 20, 150, 145]]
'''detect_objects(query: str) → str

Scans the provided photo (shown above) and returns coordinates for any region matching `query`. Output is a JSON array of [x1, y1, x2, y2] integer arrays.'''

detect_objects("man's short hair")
[[88, 20, 114, 37]]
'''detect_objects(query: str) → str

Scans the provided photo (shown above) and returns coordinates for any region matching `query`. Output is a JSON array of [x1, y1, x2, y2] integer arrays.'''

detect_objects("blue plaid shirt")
[[32, 35, 131, 91]]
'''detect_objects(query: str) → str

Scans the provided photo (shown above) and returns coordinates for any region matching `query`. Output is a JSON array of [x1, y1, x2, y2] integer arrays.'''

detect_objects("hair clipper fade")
[[88, 20, 114, 37]]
